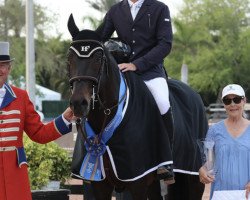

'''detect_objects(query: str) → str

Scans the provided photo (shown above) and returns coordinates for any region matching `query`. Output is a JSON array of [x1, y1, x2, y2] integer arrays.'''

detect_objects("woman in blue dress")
[[199, 84, 250, 199]]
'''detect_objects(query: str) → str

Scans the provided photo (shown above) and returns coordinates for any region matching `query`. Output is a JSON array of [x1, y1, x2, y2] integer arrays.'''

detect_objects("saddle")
[[104, 38, 131, 64]]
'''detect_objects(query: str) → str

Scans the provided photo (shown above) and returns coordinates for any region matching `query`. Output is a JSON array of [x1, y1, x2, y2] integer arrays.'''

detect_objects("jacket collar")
[[121, 0, 153, 23], [122, 0, 153, 6], [0, 83, 17, 109]]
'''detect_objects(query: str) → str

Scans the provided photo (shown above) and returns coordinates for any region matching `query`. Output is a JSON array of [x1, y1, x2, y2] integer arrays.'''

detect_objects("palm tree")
[[0, 0, 54, 38], [86, 0, 119, 14], [171, 19, 213, 84], [84, 0, 119, 29]]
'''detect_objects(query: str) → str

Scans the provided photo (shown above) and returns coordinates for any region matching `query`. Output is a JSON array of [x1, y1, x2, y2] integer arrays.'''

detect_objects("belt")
[[0, 146, 16, 152]]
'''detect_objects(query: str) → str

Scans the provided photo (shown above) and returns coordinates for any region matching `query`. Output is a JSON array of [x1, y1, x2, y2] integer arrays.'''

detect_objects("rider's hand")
[[118, 63, 137, 72]]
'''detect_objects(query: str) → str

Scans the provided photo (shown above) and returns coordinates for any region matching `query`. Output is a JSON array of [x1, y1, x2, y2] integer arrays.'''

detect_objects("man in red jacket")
[[0, 41, 74, 200]]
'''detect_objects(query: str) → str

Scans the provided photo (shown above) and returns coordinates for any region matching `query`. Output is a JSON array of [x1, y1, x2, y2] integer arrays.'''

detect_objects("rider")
[[97, 0, 175, 184]]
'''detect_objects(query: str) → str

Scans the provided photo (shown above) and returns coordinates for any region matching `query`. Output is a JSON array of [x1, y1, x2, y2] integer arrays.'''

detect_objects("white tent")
[[35, 84, 61, 111]]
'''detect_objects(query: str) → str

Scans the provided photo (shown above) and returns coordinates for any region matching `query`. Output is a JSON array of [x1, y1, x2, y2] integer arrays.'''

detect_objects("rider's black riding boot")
[[157, 108, 175, 184], [162, 107, 174, 148]]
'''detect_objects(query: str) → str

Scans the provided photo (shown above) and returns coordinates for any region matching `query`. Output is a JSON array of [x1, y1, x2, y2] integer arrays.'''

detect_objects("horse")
[[67, 14, 208, 200]]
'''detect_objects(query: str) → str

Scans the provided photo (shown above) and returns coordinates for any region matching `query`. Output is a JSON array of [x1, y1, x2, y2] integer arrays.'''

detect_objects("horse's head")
[[67, 14, 107, 118]]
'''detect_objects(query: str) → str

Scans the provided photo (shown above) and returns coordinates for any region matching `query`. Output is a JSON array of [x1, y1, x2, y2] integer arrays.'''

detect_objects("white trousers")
[[144, 77, 170, 115]]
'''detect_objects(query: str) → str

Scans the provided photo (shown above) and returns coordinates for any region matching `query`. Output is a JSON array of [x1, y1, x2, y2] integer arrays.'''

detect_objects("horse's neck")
[[88, 62, 121, 133]]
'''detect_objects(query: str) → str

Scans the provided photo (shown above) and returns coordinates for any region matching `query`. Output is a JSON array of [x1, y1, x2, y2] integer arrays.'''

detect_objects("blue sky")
[[34, 0, 183, 39]]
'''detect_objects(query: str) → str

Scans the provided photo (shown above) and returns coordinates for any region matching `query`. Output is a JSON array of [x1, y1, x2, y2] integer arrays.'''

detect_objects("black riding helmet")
[[104, 39, 131, 64]]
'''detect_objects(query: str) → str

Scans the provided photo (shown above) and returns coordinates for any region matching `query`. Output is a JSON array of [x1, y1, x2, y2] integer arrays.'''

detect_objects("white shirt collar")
[[0, 86, 6, 106], [0, 85, 6, 95], [127, 0, 144, 8]]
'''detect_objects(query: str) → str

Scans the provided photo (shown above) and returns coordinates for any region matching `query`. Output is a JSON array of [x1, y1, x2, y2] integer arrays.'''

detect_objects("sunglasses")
[[222, 96, 244, 105]]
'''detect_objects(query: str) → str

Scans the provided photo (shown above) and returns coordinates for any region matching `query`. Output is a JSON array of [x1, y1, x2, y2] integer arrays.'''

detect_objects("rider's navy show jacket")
[[97, 0, 173, 80]]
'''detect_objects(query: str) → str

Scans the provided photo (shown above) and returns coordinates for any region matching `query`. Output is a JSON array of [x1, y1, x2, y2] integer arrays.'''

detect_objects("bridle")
[[68, 39, 127, 144], [68, 39, 106, 109]]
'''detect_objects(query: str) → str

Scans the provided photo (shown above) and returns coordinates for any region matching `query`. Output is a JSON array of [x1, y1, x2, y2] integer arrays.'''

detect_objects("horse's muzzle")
[[70, 98, 90, 118]]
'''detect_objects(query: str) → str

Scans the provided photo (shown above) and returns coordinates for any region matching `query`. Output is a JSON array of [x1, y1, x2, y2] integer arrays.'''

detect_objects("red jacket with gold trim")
[[0, 83, 71, 200]]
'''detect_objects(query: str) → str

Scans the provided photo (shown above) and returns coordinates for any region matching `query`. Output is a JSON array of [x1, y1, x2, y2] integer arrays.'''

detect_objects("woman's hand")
[[245, 182, 250, 199], [199, 166, 215, 184]]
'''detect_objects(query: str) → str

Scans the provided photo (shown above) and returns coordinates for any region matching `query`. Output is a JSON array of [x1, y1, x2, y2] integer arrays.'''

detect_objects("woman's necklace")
[[227, 118, 244, 131], [232, 126, 240, 130]]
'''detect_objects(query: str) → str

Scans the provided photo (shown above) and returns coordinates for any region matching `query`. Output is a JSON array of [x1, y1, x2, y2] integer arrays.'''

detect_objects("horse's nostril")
[[81, 99, 88, 106]]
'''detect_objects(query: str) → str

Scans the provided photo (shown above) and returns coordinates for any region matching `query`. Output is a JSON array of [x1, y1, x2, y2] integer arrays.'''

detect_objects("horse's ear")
[[68, 14, 79, 39], [95, 21, 104, 38]]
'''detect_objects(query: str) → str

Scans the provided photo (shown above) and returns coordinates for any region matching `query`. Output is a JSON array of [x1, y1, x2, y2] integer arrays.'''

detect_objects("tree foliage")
[[0, 0, 71, 99], [85, 0, 119, 14], [165, 0, 250, 103], [0, 0, 54, 39], [84, 0, 119, 29]]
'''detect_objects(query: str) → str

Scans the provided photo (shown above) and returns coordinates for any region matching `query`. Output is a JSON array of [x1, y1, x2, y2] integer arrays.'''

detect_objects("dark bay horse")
[[67, 14, 208, 200]]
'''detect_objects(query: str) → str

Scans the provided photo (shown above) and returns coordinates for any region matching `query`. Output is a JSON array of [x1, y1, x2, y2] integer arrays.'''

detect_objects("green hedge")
[[24, 134, 71, 190]]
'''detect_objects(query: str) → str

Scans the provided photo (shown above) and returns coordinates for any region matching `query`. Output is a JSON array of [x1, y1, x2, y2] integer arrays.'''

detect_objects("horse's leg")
[[127, 175, 154, 200], [147, 180, 164, 200], [127, 183, 148, 200], [166, 172, 183, 200], [83, 182, 95, 200], [166, 173, 205, 200], [115, 190, 133, 200], [186, 174, 204, 200], [91, 179, 114, 200]]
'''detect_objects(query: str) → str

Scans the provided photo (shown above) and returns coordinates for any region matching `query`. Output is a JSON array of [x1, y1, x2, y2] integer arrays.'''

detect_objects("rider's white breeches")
[[144, 77, 170, 115]]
